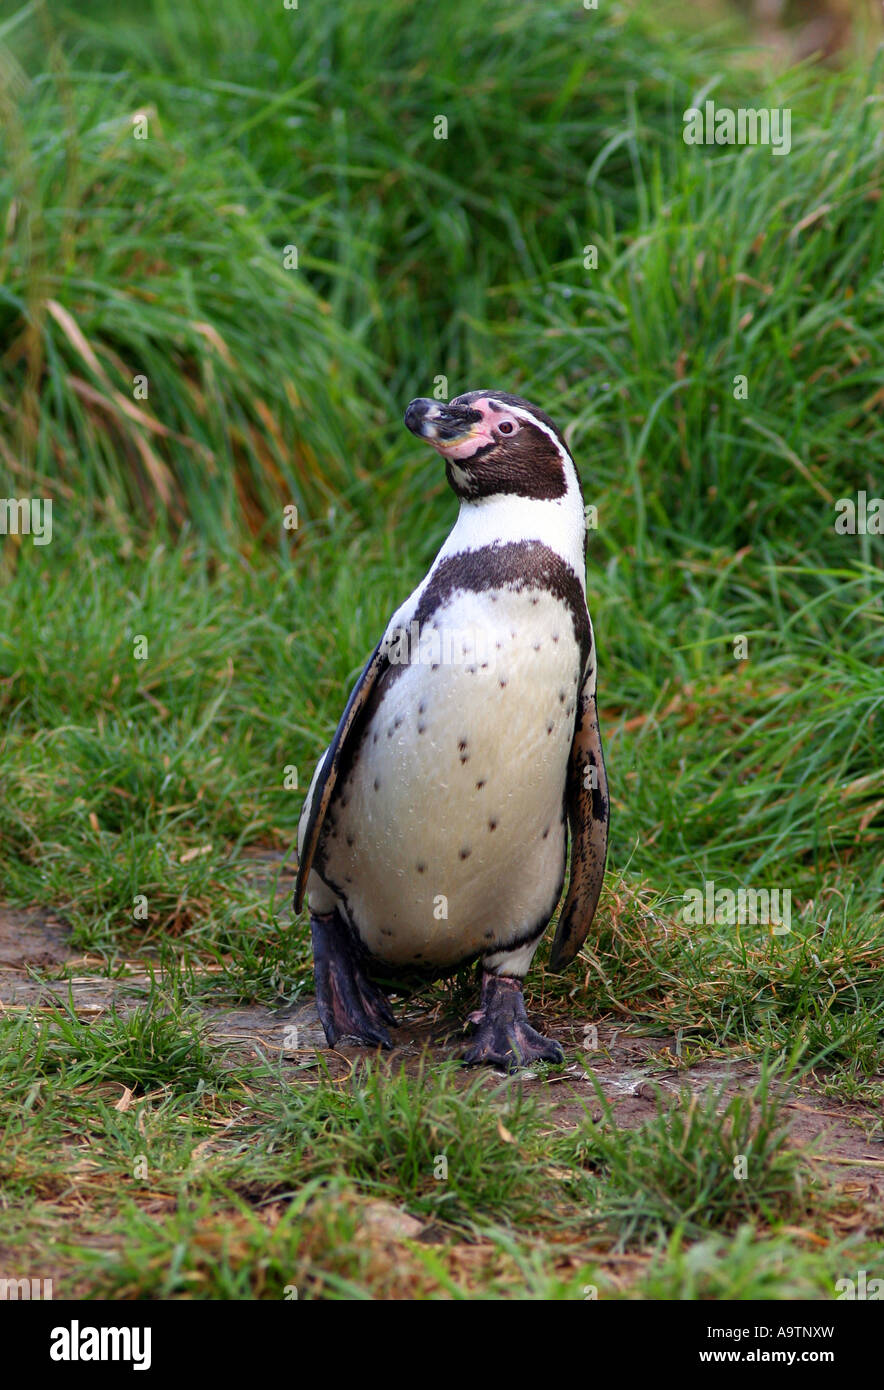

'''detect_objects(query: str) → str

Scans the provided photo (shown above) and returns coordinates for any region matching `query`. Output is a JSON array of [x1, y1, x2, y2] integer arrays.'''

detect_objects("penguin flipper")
[[294, 638, 389, 913], [548, 687, 609, 971]]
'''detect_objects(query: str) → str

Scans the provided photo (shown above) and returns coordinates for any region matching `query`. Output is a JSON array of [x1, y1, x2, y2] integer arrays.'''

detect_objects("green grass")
[[572, 1064, 808, 1242], [1, 998, 230, 1095], [0, 1013, 872, 1299], [0, 0, 882, 1299]]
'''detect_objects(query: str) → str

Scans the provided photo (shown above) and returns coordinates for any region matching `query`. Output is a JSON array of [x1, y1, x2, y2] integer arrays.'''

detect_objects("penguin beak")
[[404, 398, 483, 448]]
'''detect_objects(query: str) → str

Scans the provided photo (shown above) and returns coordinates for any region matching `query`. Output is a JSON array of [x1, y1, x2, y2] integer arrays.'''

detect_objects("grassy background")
[[0, 0, 882, 1298]]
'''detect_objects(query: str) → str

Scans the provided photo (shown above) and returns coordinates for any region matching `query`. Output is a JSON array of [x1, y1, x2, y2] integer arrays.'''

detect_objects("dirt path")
[[2, 904, 881, 1192]]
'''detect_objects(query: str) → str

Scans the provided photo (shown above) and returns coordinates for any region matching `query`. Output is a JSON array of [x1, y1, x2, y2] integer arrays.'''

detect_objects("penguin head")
[[404, 391, 576, 503]]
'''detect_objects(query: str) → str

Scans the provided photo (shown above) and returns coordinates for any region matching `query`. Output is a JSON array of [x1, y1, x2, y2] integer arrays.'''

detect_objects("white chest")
[[319, 585, 583, 968]]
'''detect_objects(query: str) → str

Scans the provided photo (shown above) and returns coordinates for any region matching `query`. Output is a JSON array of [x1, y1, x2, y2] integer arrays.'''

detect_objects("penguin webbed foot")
[[311, 909, 395, 1049], [463, 971, 564, 1071]]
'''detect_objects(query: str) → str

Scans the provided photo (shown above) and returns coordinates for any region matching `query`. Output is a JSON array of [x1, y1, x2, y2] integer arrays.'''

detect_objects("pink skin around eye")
[[431, 399, 519, 459]]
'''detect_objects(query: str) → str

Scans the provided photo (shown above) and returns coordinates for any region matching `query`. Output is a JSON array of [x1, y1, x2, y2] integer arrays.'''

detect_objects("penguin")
[[295, 391, 609, 1068]]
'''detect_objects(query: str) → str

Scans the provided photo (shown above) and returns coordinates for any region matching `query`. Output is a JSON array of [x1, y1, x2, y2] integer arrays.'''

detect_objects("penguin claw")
[[334, 1024, 393, 1050], [311, 909, 395, 1050], [462, 971, 564, 1071], [463, 1023, 564, 1071]]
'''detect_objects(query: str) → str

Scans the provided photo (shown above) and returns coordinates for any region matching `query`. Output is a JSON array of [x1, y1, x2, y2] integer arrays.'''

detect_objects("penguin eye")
[[497, 419, 518, 436]]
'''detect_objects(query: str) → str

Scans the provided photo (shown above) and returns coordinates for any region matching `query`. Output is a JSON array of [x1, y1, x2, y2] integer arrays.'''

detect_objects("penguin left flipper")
[[294, 637, 389, 914], [547, 685, 610, 972]]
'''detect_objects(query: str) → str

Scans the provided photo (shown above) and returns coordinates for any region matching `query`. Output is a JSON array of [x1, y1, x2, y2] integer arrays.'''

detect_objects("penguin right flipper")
[[294, 637, 389, 913], [547, 683, 609, 972]]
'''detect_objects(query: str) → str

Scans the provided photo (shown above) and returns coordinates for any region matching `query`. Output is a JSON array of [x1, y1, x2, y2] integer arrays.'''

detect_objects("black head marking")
[[451, 390, 570, 454], [444, 391, 575, 503]]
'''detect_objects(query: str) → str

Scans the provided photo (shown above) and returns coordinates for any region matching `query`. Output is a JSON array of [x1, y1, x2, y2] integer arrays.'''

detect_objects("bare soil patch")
[[2, 902, 881, 1195]]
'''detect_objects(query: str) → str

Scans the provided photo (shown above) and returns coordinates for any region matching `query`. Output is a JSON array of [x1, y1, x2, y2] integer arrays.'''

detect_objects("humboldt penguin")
[[295, 391, 609, 1068]]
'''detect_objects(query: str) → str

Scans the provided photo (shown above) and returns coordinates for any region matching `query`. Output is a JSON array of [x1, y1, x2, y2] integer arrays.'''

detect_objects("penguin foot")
[[311, 909, 395, 1049], [463, 971, 564, 1071]]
